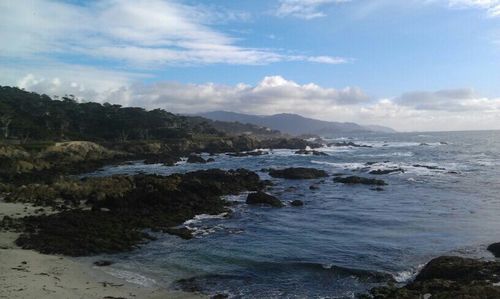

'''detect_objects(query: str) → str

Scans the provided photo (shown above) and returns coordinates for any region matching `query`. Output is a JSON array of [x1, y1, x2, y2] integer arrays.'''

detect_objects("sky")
[[1, 0, 500, 132]]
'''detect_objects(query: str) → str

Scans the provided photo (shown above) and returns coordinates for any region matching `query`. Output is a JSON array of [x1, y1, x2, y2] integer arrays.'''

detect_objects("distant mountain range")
[[198, 111, 396, 136]]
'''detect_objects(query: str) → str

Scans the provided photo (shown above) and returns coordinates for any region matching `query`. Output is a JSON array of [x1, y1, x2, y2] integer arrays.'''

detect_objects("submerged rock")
[[246, 192, 283, 208], [333, 176, 387, 186], [268, 168, 329, 180], [413, 164, 446, 171], [369, 168, 404, 175], [94, 260, 113, 267], [328, 141, 371, 148], [294, 149, 328, 156], [309, 184, 320, 190], [227, 150, 268, 157], [290, 200, 304, 206]]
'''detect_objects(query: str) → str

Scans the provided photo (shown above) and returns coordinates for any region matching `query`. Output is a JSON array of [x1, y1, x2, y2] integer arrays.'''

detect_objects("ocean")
[[84, 130, 500, 298]]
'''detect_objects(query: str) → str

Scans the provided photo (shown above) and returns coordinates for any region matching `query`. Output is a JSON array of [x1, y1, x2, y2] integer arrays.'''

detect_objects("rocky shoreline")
[[1, 139, 500, 298], [361, 255, 500, 299], [4, 168, 267, 256]]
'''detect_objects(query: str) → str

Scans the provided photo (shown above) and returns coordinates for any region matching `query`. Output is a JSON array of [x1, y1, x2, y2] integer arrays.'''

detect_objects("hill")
[[198, 111, 396, 136]]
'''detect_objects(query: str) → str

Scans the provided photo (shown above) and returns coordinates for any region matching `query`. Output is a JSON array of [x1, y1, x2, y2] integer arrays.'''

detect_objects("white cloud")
[[448, 0, 500, 16], [0, 63, 146, 105], [117, 75, 369, 114], [391, 88, 500, 115], [275, 0, 351, 19], [394, 88, 500, 111], [0, 0, 346, 66]]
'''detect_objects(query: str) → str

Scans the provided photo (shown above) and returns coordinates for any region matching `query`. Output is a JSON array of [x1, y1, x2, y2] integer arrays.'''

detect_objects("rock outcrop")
[[246, 192, 283, 208], [294, 149, 328, 156], [364, 256, 500, 299], [9, 169, 265, 256], [268, 168, 329, 180], [369, 168, 404, 175]]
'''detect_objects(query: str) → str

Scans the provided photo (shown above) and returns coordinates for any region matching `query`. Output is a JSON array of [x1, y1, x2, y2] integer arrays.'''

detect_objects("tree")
[[0, 114, 12, 139]]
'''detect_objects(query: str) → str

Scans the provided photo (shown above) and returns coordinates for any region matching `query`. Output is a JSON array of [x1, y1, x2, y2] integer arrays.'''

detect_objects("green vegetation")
[[0, 86, 219, 143]]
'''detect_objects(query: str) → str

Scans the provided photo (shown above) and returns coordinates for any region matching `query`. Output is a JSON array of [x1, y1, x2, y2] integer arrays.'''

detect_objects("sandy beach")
[[0, 200, 205, 299]]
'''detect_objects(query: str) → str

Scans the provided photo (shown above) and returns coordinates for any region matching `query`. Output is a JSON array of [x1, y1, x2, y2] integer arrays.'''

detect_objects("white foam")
[[314, 160, 453, 177], [223, 193, 249, 203], [317, 146, 354, 153], [357, 141, 444, 148], [361, 151, 414, 157], [475, 159, 500, 166], [175, 157, 187, 166], [183, 212, 228, 226], [392, 264, 424, 283], [102, 268, 157, 287], [311, 160, 367, 171], [186, 224, 225, 237], [269, 149, 297, 156]]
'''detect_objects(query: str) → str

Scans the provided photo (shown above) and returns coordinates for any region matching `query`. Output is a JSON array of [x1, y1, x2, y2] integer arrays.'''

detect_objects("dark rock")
[[295, 149, 328, 156], [268, 168, 329, 180], [334, 176, 387, 186], [227, 151, 268, 157], [371, 187, 385, 192], [309, 184, 320, 190], [206, 158, 215, 163], [211, 295, 229, 299], [369, 168, 404, 175], [415, 256, 500, 282], [290, 200, 304, 206], [413, 164, 445, 170], [14, 169, 265, 256], [367, 256, 500, 299], [488, 243, 500, 258], [94, 260, 113, 267], [246, 192, 283, 208], [164, 227, 193, 240], [186, 154, 207, 164], [259, 138, 321, 150], [328, 141, 371, 148]]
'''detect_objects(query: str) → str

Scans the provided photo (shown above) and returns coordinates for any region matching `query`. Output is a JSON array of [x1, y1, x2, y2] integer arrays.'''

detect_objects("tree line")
[[0, 86, 219, 143]]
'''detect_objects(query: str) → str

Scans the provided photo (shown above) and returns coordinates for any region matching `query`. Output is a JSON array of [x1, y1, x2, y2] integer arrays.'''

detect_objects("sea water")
[[86, 130, 500, 298]]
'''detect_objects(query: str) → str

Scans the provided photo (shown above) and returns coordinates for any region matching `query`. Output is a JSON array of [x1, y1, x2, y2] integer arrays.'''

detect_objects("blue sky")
[[1, 0, 500, 131]]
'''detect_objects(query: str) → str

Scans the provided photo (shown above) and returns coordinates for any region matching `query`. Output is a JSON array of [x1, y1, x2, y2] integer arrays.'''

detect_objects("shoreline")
[[0, 200, 206, 299]]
